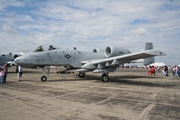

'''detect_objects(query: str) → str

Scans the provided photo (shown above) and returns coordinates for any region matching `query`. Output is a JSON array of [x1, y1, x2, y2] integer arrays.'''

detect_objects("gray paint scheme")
[[144, 42, 155, 66], [14, 44, 166, 81], [0, 53, 13, 66]]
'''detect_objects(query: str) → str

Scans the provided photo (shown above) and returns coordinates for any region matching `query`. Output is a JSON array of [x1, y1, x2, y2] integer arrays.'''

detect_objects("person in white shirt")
[[2, 63, 8, 83], [18, 66, 23, 81]]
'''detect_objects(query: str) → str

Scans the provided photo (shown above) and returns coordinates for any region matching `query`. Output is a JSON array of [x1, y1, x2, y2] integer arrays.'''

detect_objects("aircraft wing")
[[81, 49, 166, 69]]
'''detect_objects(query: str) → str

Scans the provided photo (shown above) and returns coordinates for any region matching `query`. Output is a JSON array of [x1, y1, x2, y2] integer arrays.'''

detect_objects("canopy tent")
[[149, 62, 166, 67]]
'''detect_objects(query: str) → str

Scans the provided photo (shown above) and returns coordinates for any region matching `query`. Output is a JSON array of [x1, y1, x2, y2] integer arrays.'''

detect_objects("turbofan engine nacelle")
[[93, 48, 103, 53], [104, 46, 131, 57], [13, 54, 19, 59]]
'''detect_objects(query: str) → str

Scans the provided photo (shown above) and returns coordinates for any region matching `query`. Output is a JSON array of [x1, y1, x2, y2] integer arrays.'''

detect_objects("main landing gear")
[[78, 72, 85, 78], [41, 66, 50, 82], [78, 72, 110, 82], [101, 73, 109, 82]]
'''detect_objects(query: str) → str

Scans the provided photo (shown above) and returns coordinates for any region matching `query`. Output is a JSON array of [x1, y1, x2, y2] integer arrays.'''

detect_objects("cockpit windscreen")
[[32, 45, 60, 52]]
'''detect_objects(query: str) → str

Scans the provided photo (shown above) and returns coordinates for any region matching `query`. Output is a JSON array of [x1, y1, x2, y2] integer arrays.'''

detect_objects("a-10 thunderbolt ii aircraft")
[[0, 53, 20, 66], [14, 42, 166, 82]]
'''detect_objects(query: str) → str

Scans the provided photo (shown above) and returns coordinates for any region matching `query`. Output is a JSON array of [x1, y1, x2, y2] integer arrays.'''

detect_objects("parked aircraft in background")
[[0, 53, 13, 66], [0, 52, 21, 67], [14, 42, 166, 82]]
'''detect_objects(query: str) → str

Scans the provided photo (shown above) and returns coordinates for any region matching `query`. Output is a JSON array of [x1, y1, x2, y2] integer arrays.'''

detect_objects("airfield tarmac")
[[0, 67, 180, 120]]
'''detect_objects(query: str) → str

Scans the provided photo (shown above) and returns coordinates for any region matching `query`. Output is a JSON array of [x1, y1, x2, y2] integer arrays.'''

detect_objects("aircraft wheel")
[[78, 72, 85, 78], [41, 76, 47, 82], [101, 74, 109, 82]]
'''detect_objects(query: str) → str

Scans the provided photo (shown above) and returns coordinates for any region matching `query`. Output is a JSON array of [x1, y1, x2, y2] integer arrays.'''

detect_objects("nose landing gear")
[[41, 76, 47, 82], [41, 66, 50, 82]]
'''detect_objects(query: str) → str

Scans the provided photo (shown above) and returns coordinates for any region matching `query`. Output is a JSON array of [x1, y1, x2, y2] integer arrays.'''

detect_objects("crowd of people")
[[171, 65, 180, 77], [0, 64, 23, 84], [161, 65, 180, 77], [147, 65, 180, 77]]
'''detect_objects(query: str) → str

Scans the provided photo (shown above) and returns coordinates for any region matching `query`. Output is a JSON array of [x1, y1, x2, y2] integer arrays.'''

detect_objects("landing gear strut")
[[41, 66, 50, 82]]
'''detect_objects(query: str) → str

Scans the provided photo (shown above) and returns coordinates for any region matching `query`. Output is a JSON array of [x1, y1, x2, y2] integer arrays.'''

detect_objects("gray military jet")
[[0, 53, 13, 66], [0, 52, 20, 67], [14, 43, 166, 82]]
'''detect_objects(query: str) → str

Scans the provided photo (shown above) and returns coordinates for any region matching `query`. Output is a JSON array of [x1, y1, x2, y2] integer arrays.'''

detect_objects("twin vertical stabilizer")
[[143, 42, 155, 66]]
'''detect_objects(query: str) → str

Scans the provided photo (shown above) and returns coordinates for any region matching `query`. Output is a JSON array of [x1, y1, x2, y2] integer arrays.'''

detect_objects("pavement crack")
[[140, 103, 154, 120], [96, 98, 111, 105], [140, 93, 157, 120]]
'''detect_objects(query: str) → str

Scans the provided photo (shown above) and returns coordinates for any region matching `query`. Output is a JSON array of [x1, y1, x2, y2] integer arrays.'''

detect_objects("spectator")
[[2, 63, 8, 83], [18, 66, 23, 81], [0, 67, 4, 84], [148, 66, 155, 76], [157, 66, 161, 72], [171, 66, 175, 76], [173, 65, 178, 77], [177, 66, 180, 77], [162, 65, 168, 76]]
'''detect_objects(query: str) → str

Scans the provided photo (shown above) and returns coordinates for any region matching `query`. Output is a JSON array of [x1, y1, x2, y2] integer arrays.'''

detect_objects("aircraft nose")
[[14, 56, 25, 65], [14, 58, 20, 65]]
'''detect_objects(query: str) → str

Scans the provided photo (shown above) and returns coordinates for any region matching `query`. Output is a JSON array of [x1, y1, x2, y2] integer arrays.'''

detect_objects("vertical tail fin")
[[143, 42, 155, 66]]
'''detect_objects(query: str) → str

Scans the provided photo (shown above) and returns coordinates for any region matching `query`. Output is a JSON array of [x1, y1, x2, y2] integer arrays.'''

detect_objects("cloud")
[[0, 0, 180, 65], [0, 0, 24, 11], [2, 25, 18, 35], [56, 32, 67, 36], [132, 28, 147, 36]]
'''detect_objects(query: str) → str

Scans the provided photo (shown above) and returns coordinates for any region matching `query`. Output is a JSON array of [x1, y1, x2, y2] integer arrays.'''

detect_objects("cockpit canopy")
[[32, 44, 60, 52]]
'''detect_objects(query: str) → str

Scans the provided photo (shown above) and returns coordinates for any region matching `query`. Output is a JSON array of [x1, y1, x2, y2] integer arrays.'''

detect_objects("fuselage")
[[14, 47, 131, 68], [14, 48, 104, 68]]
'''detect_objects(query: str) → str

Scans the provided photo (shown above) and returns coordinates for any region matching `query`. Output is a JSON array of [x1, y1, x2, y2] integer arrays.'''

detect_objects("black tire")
[[101, 74, 109, 82], [78, 72, 85, 78], [41, 76, 47, 82]]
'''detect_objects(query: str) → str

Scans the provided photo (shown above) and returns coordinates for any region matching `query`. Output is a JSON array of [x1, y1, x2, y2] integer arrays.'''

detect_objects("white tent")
[[149, 62, 166, 67]]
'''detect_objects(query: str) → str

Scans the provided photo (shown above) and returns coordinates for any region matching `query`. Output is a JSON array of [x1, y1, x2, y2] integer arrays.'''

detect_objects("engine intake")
[[104, 46, 131, 57], [93, 48, 103, 53], [13, 54, 19, 59]]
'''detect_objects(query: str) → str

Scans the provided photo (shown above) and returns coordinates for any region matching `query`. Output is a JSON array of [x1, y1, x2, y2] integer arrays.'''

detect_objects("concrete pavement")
[[0, 67, 180, 120]]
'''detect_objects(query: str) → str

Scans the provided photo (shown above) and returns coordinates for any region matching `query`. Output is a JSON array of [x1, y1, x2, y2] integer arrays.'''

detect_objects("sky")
[[0, 0, 180, 65]]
